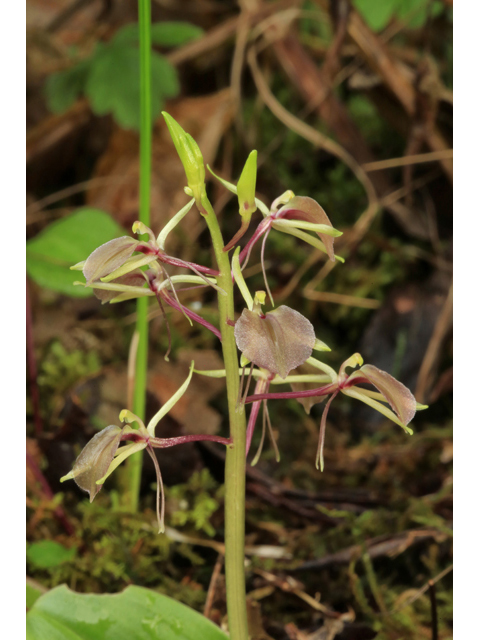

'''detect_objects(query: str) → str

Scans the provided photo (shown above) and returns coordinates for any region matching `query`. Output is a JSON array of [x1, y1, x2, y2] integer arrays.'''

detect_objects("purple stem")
[[26, 278, 42, 437], [163, 292, 222, 340], [245, 382, 338, 404], [26, 451, 75, 535]]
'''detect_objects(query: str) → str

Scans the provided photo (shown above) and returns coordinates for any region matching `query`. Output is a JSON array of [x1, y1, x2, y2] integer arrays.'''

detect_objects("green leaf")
[[27, 541, 76, 569], [397, 0, 443, 29], [45, 59, 90, 113], [26, 208, 126, 296], [352, 0, 398, 31], [113, 21, 203, 47], [26, 585, 229, 640], [27, 580, 47, 609], [150, 22, 204, 47], [85, 45, 179, 129]]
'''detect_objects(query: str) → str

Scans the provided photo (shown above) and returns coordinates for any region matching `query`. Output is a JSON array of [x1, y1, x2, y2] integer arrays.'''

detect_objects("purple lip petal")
[[162, 292, 222, 340], [234, 306, 316, 379], [245, 382, 338, 404], [277, 196, 335, 262], [347, 364, 417, 426]]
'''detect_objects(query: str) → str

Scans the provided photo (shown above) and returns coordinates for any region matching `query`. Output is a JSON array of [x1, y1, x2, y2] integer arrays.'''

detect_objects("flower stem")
[[201, 192, 248, 639], [119, 0, 152, 512]]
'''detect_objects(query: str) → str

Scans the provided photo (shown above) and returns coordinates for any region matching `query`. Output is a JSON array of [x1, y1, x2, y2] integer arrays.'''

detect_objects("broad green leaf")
[[352, 0, 397, 31], [150, 22, 204, 47], [397, 0, 444, 29], [27, 541, 76, 569], [26, 584, 229, 640], [27, 580, 46, 609], [26, 209, 126, 296], [45, 59, 90, 113], [85, 46, 179, 129]]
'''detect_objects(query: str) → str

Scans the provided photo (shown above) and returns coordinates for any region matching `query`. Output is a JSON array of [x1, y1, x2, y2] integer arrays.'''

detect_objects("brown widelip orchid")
[[234, 300, 316, 380], [52, 111, 433, 640], [208, 166, 343, 305], [231, 290, 317, 463], [61, 363, 231, 532], [246, 353, 427, 471], [70, 213, 224, 356]]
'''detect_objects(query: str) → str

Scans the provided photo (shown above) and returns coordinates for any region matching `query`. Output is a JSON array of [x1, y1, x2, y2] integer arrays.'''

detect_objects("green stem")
[[120, 0, 152, 512], [201, 192, 248, 639]]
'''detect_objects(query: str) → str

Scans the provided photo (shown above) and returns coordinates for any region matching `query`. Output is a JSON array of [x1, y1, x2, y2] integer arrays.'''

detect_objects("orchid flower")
[[245, 353, 428, 472], [71, 212, 225, 357], [71, 208, 219, 287], [209, 167, 343, 305], [60, 363, 231, 532], [195, 281, 331, 465]]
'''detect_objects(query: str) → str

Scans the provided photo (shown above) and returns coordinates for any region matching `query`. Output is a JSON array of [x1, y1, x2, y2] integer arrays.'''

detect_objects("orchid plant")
[[61, 113, 426, 640]]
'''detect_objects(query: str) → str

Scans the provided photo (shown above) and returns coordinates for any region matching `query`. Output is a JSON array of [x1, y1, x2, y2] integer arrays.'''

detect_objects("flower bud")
[[236, 150, 257, 219], [162, 112, 205, 203]]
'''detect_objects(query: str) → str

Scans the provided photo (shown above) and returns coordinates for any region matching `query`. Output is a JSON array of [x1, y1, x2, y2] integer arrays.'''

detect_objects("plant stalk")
[[201, 192, 248, 640], [120, 0, 152, 511]]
